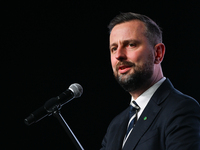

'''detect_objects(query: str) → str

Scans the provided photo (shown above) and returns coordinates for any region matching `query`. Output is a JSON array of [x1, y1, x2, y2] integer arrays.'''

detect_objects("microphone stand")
[[50, 106, 84, 150]]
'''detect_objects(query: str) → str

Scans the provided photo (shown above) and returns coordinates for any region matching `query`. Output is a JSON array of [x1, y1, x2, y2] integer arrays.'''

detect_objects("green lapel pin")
[[144, 116, 147, 120]]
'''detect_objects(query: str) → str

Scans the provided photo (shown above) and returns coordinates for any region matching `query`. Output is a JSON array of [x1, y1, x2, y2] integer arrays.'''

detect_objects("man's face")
[[110, 20, 155, 92]]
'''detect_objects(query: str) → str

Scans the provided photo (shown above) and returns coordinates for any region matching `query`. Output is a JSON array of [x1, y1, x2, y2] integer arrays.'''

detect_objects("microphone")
[[24, 83, 83, 126]]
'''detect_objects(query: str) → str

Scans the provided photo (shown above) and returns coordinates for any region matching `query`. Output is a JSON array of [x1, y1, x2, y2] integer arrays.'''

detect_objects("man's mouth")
[[119, 65, 130, 70], [115, 61, 135, 74], [118, 65, 132, 74]]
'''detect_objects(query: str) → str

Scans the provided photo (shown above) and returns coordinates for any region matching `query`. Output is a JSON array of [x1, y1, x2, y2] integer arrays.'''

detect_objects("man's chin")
[[117, 73, 132, 83]]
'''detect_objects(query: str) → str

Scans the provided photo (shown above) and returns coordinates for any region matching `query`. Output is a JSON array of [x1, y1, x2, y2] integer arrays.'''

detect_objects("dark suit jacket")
[[100, 79, 200, 150]]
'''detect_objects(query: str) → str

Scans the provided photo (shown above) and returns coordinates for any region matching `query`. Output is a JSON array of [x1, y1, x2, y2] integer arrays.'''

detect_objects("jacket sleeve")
[[100, 133, 107, 150], [165, 98, 200, 150]]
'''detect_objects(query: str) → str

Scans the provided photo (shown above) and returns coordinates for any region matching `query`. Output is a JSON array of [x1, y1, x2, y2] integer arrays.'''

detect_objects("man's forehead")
[[109, 20, 146, 44]]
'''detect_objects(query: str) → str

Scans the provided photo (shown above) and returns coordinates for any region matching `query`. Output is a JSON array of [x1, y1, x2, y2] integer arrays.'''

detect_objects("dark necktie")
[[123, 101, 140, 147]]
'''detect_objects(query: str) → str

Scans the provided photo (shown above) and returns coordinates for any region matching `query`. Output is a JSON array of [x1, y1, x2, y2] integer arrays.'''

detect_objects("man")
[[100, 12, 200, 150]]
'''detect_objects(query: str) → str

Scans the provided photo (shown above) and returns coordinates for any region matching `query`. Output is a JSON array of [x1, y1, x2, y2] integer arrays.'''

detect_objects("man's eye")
[[111, 47, 117, 51], [129, 43, 136, 47]]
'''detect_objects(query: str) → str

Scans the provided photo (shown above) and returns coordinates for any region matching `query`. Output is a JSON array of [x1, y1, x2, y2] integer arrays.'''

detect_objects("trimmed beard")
[[114, 55, 154, 92]]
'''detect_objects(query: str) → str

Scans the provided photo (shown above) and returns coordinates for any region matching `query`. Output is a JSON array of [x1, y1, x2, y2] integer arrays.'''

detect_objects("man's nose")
[[115, 47, 127, 61]]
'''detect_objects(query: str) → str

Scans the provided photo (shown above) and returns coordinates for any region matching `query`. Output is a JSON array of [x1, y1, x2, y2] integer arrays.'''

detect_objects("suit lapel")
[[122, 79, 172, 150], [113, 117, 129, 150], [123, 101, 161, 150], [107, 107, 130, 150]]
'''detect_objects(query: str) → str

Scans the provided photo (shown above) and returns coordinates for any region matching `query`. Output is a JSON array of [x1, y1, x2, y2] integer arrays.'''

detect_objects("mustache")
[[116, 61, 135, 70]]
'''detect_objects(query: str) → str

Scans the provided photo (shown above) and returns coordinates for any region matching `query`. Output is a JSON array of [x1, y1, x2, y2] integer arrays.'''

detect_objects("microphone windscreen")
[[69, 83, 83, 98]]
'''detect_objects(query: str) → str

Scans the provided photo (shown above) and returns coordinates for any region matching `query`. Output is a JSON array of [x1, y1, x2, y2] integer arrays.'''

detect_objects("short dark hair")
[[108, 12, 162, 46]]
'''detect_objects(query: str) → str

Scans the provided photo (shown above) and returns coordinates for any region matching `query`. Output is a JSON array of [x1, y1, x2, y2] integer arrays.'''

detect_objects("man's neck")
[[130, 76, 164, 100]]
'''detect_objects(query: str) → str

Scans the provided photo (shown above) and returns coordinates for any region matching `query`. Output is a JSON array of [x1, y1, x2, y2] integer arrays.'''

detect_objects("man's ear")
[[154, 43, 165, 64]]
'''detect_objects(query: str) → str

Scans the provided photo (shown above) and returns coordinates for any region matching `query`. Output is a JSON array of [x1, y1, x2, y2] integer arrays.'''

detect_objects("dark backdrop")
[[2, 1, 200, 150]]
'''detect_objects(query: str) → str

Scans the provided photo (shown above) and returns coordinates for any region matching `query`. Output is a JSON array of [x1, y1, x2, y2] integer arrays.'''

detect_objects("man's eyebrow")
[[109, 43, 117, 49], [109, 39, 139, 49], [123, 39, 139, 44]]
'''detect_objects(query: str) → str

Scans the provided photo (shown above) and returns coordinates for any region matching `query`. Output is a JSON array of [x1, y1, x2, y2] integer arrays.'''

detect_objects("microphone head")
[[69, 83, 83, 98]]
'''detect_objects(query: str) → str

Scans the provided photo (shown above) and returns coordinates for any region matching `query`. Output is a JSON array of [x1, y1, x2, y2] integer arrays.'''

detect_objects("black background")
[[2, 1, 200, 149]]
